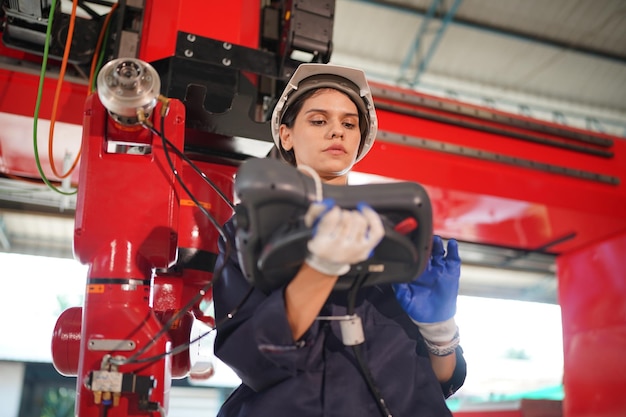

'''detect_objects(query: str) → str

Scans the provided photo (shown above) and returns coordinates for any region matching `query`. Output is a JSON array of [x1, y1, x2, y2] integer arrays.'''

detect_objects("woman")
[[212, 63, 466, 417]]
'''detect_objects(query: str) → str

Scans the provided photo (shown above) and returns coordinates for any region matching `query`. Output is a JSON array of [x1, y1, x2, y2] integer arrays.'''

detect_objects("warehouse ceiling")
[[330, 0, 626, 135], [2, 0, 625, 304]]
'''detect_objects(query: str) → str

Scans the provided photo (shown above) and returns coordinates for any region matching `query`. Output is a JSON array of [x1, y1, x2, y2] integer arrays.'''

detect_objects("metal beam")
[[0, 215, 11, 250], [398, 0, 441, 83], [411, 0, 462, 86]]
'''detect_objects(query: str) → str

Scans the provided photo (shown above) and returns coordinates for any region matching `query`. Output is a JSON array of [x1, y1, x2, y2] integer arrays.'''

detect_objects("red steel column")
[[557, 230, 626, 417]]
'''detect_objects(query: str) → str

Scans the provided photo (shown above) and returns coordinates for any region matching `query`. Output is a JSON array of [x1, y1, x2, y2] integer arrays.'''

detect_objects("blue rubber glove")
[[393, 235, 461, 343]]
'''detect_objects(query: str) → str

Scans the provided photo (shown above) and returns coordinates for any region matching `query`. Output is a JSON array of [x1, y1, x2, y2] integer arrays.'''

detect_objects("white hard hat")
[[270, 63, 378, 164]]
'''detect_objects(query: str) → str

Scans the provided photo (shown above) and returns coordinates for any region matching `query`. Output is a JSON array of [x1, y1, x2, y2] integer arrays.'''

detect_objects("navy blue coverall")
[[213, 219, 467, 417]]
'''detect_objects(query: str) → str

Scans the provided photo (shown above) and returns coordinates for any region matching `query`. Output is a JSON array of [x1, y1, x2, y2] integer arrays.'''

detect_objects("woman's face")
[[279, 88, 361, 184]]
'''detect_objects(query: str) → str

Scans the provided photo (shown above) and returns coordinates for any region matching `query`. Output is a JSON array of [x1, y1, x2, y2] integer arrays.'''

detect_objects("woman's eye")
[[310, 119, 325, 126], [343, 122, 356, 129]]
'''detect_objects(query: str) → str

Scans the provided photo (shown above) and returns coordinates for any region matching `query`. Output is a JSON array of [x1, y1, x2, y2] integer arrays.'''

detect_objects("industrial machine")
[[0, 1, 625, 416]]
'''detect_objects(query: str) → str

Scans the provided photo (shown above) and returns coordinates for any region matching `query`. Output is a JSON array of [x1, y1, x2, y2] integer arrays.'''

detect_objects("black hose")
[[346, 275, 393, 417]]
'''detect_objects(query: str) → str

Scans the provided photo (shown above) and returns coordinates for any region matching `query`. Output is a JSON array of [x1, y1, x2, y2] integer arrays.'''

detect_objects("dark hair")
[[276, 88, 318, 165], [277, 88, 366, 166]]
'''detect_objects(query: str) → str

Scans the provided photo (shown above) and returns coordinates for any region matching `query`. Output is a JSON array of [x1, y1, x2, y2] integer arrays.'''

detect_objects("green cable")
[[33, 0, 78, 196]]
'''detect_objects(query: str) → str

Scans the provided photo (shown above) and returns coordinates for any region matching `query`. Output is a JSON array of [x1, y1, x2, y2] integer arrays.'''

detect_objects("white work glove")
[[303, 199, 385, 276]]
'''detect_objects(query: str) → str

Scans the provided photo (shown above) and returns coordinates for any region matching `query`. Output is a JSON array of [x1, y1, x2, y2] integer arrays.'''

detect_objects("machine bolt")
[[184, 49, 193, 58], [187, 34, 196, 42]]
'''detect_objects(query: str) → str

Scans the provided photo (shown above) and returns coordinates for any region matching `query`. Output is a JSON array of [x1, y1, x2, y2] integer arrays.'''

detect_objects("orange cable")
[[47, 0, 81, 180], [88, 2, 119, 94], [46, 1, 119, 180]]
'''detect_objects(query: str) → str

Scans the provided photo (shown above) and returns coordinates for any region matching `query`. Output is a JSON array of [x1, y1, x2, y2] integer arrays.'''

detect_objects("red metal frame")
[[0, 66, 88, 125], [355, 103, 626, 253], [557, 230, 626, 417], [139, 0, 261, 63]]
